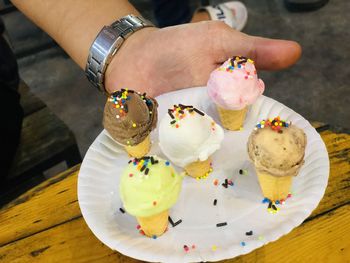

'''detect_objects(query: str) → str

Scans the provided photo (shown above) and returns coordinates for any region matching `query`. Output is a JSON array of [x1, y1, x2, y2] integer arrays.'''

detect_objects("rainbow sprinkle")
[[183, 244, 196, 252], [255, 116, 290, 133], [239, 169, 248, 176], [218, 56, 256, 80], [262, 193, 293, 213], [168, 216, 182, 227], [108, 89, 132, 118], [109, 88, 154, 120], [245, 231, 253, 236], [168, 104, 205, 128], [128, 156, 161, 175]]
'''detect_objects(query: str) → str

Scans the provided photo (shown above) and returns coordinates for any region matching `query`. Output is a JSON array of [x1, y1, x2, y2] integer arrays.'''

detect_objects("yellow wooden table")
[[1, 123, 349, 263]]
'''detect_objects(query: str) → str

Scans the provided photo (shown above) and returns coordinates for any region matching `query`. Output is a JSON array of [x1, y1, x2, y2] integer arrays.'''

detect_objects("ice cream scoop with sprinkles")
[[120, 155, 183, 237], [103, 88, 158, 157], [159, 104, 224, 178], [248, 116, 307, 201]]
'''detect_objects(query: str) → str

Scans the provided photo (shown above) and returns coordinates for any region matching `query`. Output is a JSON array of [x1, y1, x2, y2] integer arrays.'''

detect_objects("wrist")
[[104, 27, 159, 95]]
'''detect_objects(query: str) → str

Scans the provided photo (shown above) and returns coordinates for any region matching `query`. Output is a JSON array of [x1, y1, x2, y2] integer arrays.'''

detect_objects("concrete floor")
[[3, 0, 349, 159]]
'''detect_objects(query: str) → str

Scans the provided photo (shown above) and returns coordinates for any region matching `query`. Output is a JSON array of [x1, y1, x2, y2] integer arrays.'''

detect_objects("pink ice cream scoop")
[[207, 56, 265, 110]]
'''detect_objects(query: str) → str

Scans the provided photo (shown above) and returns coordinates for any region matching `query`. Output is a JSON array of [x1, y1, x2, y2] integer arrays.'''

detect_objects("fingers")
[[210, 22, 302, 70]]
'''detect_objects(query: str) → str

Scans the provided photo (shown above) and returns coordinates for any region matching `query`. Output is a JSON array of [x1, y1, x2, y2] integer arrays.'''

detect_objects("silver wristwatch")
[[85, 15, 154, 93]]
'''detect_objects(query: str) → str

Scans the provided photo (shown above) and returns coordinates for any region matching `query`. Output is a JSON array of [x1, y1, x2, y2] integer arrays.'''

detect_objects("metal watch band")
[[85, 15, 154, 93]]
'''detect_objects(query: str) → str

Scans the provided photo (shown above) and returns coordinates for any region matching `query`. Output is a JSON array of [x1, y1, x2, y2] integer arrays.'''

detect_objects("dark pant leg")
[[0, 20, 22, 181], [151, 0, 192, 27]]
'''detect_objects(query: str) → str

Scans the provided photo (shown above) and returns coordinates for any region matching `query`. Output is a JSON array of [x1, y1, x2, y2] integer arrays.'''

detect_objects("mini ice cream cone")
[[207, 56, 265, 130], [217, 106, 247, 131], [124, 135, 151, 158], [184, 158, 212, 178], [159, 105, 223, 180], [103, 89, 158, 158], [120, 156, 182, 239], [247, 116, 307, 202], [256, 170, 293, 201], [137, 210, 169, 237]]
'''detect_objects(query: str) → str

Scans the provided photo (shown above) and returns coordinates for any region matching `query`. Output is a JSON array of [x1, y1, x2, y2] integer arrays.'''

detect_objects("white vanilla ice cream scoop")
[[159, 104, 224, 167]]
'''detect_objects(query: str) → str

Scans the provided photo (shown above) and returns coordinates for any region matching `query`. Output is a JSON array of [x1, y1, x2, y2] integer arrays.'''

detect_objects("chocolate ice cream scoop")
[[247, 117, 307, 177], [103, 89, 158, 146]]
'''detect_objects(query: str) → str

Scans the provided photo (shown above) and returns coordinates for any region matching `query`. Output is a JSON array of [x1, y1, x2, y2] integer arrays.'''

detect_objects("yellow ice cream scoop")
[[119, 155, 183, 237]]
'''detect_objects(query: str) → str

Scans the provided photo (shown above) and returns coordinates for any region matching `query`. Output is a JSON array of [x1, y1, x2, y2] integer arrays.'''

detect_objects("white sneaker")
[[196, 1, 248, 31]]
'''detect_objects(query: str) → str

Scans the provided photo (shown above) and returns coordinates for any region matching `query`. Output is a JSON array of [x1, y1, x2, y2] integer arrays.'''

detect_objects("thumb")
[[245, 35, 302, 70], [216, 25, 302, 70]]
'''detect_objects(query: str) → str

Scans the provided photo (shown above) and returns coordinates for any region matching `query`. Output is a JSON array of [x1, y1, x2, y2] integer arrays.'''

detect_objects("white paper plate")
[[78, 87, 329, 263]]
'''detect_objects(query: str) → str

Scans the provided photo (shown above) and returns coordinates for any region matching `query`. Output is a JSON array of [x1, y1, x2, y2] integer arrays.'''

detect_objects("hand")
[[105, 21, 301, 97]]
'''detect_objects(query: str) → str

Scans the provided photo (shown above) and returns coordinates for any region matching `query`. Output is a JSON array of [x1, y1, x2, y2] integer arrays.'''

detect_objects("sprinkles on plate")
[[221, 178, 234, 188], [262, 193, 293, 213], [168, 216, 182, 228], [183, 244, 196, 252], [239, 169, 248, 176], [245, 230, 253, 236]]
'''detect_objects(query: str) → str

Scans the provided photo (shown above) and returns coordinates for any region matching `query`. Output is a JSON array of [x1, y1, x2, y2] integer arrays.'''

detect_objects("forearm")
[[12, 0, 139, 69]]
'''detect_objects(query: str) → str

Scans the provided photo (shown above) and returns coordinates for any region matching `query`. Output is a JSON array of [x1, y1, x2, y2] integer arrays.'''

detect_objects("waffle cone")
[[124, 135, 151, 158], [256, 170, 293, 201], [184, 157, 212, 178], [137, 210, 169, 237], [217, 106, 247, 131]]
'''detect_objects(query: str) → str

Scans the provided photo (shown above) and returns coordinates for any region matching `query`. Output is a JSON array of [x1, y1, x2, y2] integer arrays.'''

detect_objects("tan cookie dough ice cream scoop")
[[247, 117, 307, 201]]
